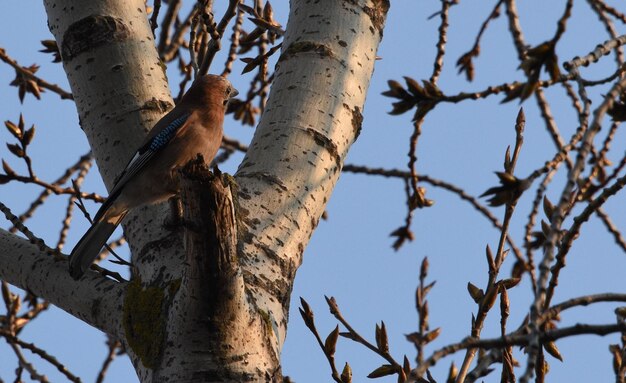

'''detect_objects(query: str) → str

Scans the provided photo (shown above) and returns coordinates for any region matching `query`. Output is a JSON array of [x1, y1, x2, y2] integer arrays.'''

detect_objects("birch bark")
[[235, 0, 389, 359]]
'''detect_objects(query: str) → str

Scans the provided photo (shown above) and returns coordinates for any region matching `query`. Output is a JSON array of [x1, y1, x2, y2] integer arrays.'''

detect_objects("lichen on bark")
[[123, 277, 166, 369]]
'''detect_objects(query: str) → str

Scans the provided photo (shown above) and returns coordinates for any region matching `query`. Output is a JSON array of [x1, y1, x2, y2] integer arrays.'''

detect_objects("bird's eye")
[[223, 86, 233, 106]]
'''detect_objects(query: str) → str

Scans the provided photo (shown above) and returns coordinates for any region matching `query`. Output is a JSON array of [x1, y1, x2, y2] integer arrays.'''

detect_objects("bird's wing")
[[93, 111, 192, 222]]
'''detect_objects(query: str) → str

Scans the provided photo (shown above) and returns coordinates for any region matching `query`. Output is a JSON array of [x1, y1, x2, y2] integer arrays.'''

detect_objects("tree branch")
[[0, 229, 125, 339]]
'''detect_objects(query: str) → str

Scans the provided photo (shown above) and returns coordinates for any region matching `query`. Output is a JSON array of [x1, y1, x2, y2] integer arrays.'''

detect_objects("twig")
[[161, 4, 198, 62], [0, 47, 72, 100], [298, 298, 343, 383], [411, 258, 436, 365], [591, 0, 626, 24], [221, 135, 248, 152], [430, 0, 452, 84], [198, 0, 241, 75], [456, 109, 526, 383], [588, 0, 624, 66], [553, 0, 574, 42], [2, 173, 104, 202], [157, 0, 181, 51], [189, 6, 201, 75], [455, 0, 503, 81], [523, 170, 556, 288], [56, 159, 92, 252], [0, 201, 59, 259], [596, 208, 626, 253], [544, 172, 626, 306], [6, 341, 49, 383], [0, 331, 80, 383], [523, 50, 626, 383], [221, 6, 244, 77], [149, 0, 162, 37], [342, 164, 524, 262], [563, 35, 626, 71], [415, 322, 626, 377], [504, 0, 527, 61], [95, 337, 121, 383], [542, 293, 626, 322], [534, 89, 573, 169], [9, 153, 93, 233], [326, 296, 403, 370]]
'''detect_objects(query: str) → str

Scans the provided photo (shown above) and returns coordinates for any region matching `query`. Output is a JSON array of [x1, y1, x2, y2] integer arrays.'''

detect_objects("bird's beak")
[[230, 88, 239, 98]]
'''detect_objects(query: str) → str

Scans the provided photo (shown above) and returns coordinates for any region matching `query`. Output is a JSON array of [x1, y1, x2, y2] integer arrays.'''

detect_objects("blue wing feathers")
[[149, 114, 189, 151]]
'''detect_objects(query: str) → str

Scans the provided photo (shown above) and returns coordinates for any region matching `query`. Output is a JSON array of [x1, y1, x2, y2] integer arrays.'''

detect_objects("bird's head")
[[184, 74, 239, 108]]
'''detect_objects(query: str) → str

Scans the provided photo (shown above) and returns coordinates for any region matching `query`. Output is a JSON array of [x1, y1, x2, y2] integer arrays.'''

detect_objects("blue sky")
[[1, 1, 625, 382]]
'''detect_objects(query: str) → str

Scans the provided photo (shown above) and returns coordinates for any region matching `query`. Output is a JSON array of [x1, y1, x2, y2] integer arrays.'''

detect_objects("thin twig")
[[0, 47, 72, 100], [6, 341, 49, 383], [456, 109, 526, 383], [0, 331, 80, 383], [563, 35, 626, 71], [198, 0, 241, 75], [3, 174, 104, 202], [588, 0, 625, 66], [0, 201, 60, 259], [149, 0, 162, 37], [342, 164, 524, 262], [9, 153, 92, 234], [156, 0, 180, 51], [326, 296, 403, 371], [544, 172, 626, 306], [523, 54, 626, 383], [415, 322, 626, 377], [95, 337, 121, 383], [592, 0, 626, 24], [56, 159, 92, 252], [596, 208, 626, 253], [221, 6, 244, 77], [161, 4, 198, 62], [430, 0, 451, 84]]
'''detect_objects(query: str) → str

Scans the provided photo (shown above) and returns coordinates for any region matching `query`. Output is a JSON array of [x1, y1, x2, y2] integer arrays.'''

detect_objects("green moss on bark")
[[123, 278, 166, 369]]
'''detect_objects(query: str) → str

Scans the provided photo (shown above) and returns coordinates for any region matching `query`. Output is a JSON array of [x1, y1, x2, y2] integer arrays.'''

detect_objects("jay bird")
[[69, 75, 238, 279]]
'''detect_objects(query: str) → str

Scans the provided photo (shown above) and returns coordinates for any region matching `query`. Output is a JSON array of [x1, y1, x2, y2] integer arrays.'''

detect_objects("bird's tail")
[[69, 212, 127, 280]]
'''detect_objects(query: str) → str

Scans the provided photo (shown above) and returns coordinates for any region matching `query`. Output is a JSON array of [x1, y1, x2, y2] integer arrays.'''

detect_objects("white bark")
[[0, 0, 389, 381], [235, 0, 387, 354], [0, 229, 124, 338]]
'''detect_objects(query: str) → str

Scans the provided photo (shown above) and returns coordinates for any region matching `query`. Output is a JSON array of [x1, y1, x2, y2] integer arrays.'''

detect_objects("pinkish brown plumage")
[[69, 75, 237, 279]]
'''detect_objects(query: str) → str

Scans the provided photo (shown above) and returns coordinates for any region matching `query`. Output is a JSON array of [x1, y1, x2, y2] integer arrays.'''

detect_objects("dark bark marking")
[[237, 171, 288, 191], [351, 105, 363, 139], [141, 97, 173, 114], [279, 41, 347, 68], [306, 128, 341, 171], [363, 0, 390, 37], [61, 15, 131, 61]]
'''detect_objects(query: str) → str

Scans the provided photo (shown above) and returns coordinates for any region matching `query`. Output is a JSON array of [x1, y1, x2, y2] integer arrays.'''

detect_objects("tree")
[[1, 1, 625, 382], [0, 0, 387, 381]]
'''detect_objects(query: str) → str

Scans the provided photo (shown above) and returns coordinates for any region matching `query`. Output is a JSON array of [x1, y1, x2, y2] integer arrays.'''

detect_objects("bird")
[[69, 75, 238, 279]]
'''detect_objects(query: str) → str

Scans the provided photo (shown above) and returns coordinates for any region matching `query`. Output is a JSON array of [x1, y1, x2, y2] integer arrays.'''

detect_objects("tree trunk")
[[233, 0, 389, 362], [0, 0, 389, 381]]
